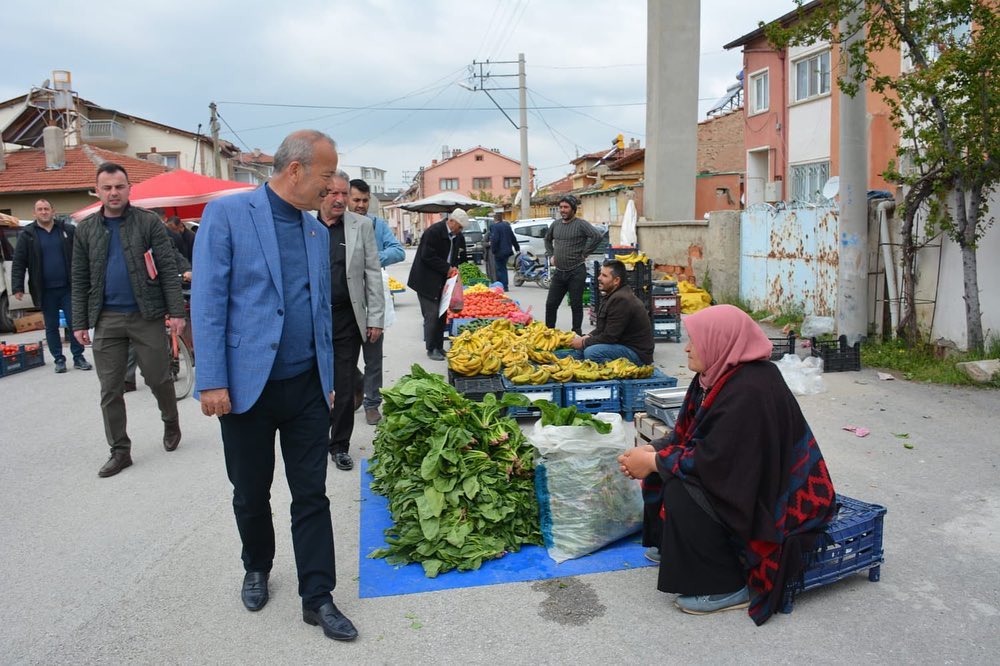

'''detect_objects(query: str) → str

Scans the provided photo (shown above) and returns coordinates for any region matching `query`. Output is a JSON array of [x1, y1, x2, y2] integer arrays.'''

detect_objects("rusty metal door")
[[739, 203, 839, 315]]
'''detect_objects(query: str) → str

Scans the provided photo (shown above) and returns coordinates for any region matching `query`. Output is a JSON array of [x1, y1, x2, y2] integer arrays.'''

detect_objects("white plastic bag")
[[381, 269, 396, 329], [800, 315, 835, 338], [529, 413, 643, 563], [438, 274, 459, 317], [775, 354, 827, 395]]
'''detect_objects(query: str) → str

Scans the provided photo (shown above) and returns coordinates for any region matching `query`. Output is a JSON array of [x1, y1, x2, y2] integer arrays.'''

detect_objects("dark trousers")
[[545, 264, 587, 334], [330, 305, 363, 455], [40, 286, 83, 362], [418, 292, 446, 353], [644, 476, 745, 596], [361, 333, 384, 409], [92, 311, 177, 453], [219, 367, 336, 610], [493, 254, 511, 291]]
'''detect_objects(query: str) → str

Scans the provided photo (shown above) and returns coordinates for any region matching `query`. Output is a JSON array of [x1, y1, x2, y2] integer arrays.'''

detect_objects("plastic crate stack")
[[447, 369, 505, 402], [652, 280, 681, 343], [769, 332, 797, 360], [589, 259, 654, 327], [500, 376, 565, 417], [810, 335, 862, 372]]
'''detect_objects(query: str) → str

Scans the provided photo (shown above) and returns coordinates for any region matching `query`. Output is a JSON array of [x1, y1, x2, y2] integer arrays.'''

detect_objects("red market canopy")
[[71, 169, 255, 221]]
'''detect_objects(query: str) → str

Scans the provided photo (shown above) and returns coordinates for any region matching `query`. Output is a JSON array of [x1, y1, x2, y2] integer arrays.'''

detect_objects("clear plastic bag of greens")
[[529, 413, 642, 562]]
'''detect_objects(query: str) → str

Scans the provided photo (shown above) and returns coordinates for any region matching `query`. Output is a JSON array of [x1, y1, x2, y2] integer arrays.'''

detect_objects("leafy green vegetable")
[[532, 400, 612, 433], [368, 364, 541, 577]]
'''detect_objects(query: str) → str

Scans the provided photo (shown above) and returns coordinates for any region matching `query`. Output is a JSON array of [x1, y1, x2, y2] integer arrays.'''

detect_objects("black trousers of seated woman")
[[642, 475, 746, 596]]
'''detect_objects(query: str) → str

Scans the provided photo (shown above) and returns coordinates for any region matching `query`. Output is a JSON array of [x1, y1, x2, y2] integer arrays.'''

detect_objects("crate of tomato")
[[1, 340, 46, 377], [446, 287, 531, 326]]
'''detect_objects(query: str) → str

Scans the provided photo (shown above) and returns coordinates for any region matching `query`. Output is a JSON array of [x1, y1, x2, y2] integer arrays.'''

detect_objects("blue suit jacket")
[[191, 186, 334, 414]]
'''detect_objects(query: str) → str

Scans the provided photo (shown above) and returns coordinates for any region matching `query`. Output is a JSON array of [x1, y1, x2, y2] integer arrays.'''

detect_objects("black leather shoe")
[[73, 356, 93, 370], [303, 601, 358, 641], [163, 420, 181, 452], [241, 571, 269, 611], [333, 452, 354, 471], [427, 349, 445, 361], [98, 451, 132, 478], [54, 359, 67, 374]]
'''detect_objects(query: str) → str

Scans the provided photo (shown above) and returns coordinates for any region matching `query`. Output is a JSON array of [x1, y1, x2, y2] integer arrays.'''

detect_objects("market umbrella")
[[70, 170, 255, 221], [619, 198, 638, 246], [396, 191, 494, 214]]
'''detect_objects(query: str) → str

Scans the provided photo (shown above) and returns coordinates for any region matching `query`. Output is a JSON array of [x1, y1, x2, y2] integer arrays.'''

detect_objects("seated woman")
[[618, 304, 836, 625]]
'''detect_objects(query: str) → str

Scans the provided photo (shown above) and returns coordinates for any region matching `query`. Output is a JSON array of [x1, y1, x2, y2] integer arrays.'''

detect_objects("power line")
[[217, 100, 647, 111], [526, 87, 645, 137], [215, 111, 251, 152]]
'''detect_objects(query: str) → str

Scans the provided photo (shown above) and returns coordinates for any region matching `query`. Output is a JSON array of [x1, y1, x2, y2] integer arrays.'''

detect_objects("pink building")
[[420, 145, 530, 202]]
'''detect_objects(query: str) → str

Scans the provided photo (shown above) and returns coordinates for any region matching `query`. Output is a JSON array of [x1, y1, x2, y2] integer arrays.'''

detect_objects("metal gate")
[[739, 203, 839, 315]]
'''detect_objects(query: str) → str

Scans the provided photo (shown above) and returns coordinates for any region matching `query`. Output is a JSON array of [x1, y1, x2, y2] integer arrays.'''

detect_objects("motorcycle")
[[513, 251, 551, 289]]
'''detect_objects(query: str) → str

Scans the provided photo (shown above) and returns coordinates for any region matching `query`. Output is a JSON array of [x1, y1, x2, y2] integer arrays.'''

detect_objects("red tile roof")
[[0, 145, 168, 194]]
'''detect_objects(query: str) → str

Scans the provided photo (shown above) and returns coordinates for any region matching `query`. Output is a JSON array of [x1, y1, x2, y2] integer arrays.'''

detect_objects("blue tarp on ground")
[[358, 459, 655, 598]]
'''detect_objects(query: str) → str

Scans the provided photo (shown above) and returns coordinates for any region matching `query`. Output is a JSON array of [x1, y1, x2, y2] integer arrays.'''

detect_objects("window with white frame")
[[504, 177, 520, 189], [789, 161, 830, 203], [794, 51, 831, 102], [137, 151, 180, 168], [472, 177, 492, 190], [440, 178, 459, 190], [749, 70, 769, 114]]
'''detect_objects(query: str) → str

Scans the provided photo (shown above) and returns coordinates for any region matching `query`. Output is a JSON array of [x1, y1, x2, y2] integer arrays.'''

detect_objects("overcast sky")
[[1, 0, 794, 191]]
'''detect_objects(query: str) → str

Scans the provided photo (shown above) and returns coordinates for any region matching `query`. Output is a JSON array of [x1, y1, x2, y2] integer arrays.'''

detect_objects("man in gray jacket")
[[318, 172, 384, 471], [72, 163, 186, 478]]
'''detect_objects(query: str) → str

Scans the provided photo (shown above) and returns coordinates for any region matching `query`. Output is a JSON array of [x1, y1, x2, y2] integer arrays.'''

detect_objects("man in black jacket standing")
[[11, 199, 92, 373], [406, 208, 468, 361], [544, 195, 604, 334]]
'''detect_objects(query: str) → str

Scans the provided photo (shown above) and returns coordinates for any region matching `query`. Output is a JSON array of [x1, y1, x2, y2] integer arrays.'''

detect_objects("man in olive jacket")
[[72, 162, 187, 478]]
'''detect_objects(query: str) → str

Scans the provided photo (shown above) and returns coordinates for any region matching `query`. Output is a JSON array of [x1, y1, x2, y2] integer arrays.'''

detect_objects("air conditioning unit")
[[764, 180, 783, 202]]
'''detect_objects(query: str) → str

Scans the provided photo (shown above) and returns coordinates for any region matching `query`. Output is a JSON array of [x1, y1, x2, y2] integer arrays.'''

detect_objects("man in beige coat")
[[317, 171, 384, 471]]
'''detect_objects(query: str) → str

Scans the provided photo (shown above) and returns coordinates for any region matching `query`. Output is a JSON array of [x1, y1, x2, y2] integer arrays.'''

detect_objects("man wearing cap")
[[406, 209, 468, 361], [544, 195, 605, 334]]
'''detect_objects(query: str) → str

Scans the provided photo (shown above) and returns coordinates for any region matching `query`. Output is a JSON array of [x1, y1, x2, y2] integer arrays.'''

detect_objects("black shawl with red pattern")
[[642, 361, 836, 625]]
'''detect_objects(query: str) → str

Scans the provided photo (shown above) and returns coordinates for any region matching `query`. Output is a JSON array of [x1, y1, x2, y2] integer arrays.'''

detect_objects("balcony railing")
[[81, 119, 127, 148]]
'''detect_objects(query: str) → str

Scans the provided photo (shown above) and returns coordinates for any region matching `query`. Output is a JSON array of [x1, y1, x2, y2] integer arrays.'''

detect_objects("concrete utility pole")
[[518, 53, 530, 221], [464, 57, 531, 219], [644, 0, 699, 221], [836, 7, 870, 344], [209, 102, 222, 178]]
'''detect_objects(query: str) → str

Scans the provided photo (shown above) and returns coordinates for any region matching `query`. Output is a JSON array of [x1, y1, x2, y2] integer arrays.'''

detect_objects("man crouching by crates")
[[555, 259, 653, 365]]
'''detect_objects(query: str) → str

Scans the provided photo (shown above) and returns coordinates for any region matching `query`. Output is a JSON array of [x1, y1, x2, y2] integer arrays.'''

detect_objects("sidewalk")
[[0, 248, 997, 663]]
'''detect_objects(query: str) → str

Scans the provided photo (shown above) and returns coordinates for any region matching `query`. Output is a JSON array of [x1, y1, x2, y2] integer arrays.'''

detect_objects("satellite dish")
[[822, 176, 840, 199]]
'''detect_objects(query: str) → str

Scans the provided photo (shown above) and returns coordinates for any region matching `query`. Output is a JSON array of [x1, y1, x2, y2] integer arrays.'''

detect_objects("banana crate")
[[619, 369, 678, 420], [500, 376, 565, 418], [563, 379, 620, 414], [447, 370, 505, 402]]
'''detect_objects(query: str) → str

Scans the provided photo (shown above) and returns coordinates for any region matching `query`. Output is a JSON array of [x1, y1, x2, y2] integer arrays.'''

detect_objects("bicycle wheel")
[[171, 337, 195, 400]]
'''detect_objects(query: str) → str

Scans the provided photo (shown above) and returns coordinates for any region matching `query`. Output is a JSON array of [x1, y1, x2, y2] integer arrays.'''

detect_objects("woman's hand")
[[617, 447, 657, 480]]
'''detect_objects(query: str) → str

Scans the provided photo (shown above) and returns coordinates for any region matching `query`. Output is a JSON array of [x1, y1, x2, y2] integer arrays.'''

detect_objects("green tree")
[[768, 1, 999, 351], [468, 190, 503, 218]]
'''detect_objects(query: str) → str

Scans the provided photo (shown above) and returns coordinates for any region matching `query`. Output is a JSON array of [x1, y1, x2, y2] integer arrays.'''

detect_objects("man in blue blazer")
[[191, 130, 358, 642]]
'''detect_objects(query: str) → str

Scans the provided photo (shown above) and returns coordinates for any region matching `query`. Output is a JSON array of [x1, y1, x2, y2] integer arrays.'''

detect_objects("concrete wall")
[[631, 211, 741, 299], [1, 192, 94, 222]]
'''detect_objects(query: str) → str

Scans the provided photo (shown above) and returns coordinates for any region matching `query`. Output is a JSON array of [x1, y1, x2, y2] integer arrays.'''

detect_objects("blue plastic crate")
[[781, 494, 886, 614], [563, 379, 620, 414], [620, 369, 679, 420], [653, 315, 682, 342], [500, 376, 565, 417]]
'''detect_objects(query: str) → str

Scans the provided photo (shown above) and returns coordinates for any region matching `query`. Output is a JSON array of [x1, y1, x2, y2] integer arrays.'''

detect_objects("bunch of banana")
[[614, 250, 649, 266], [480, 354, 502, 375], [501, 345, 529, 367], [528, 348, 559, 364], [448, 351, 484, 376], [541, 362, 576, 383], [388, 276, 405, 291], [598, 358, 656, 379]]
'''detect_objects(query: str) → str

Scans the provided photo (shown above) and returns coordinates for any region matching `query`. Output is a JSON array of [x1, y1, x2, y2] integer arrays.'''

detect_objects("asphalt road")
[[1, 248, 997, 664]]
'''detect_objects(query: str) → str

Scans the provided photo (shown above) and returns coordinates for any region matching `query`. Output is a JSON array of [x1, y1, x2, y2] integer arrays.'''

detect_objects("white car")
[[510, 218, 554, 259]]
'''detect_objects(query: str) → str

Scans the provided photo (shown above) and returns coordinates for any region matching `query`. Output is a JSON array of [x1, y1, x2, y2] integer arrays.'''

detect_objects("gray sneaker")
[[674, 586, 750, 615], [644, 547, 661, 563]]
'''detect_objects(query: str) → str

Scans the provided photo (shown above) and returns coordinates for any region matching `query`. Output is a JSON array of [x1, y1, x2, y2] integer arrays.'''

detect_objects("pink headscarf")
[[685, 304, 773, 389]]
